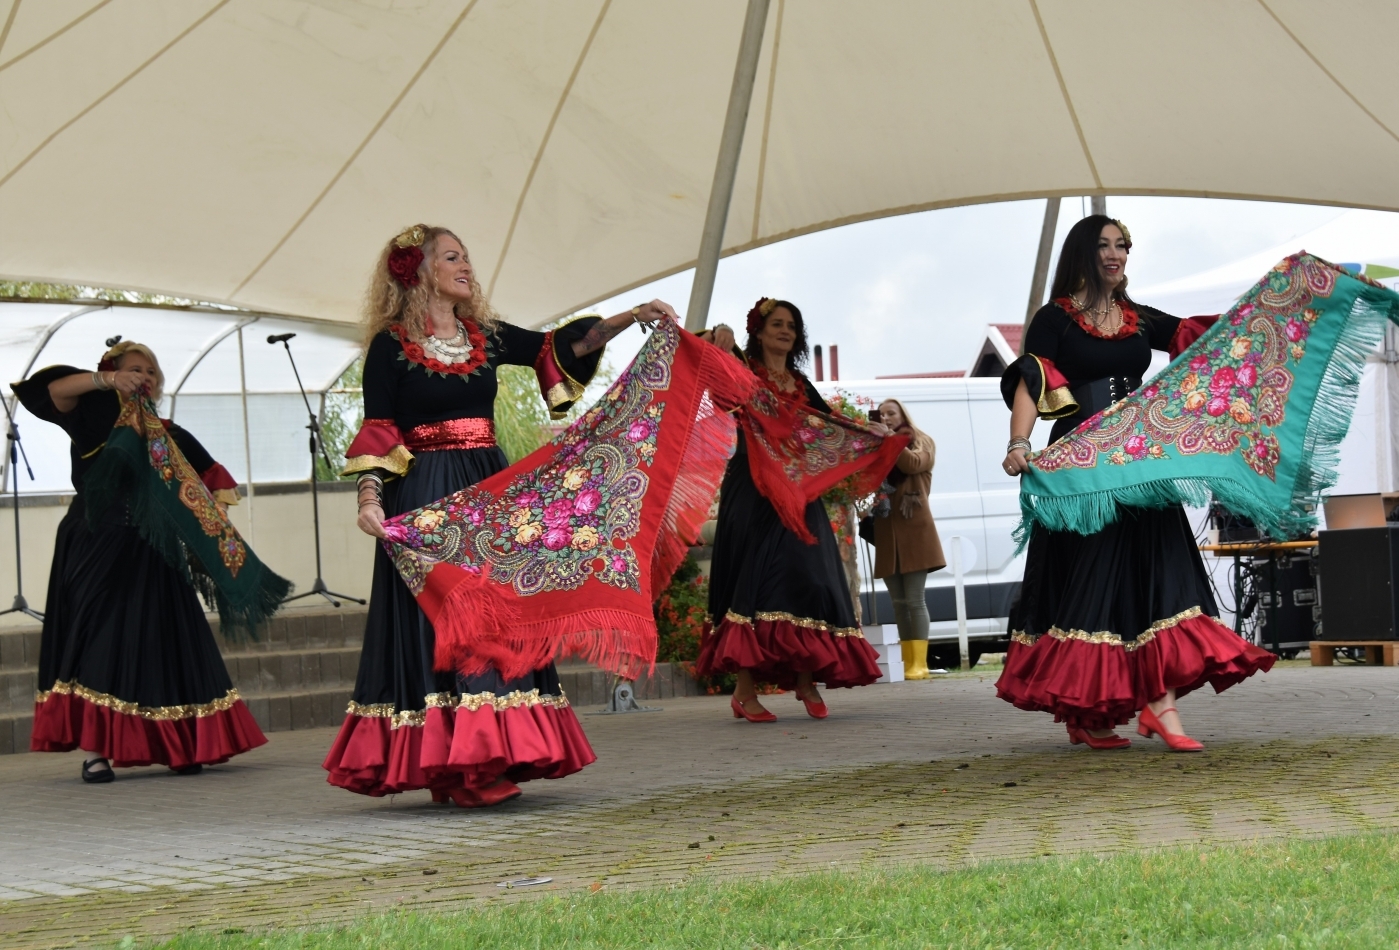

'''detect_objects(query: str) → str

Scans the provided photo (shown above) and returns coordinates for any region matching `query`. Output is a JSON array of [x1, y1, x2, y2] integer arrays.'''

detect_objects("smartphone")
[[867, 409, 881, 422]]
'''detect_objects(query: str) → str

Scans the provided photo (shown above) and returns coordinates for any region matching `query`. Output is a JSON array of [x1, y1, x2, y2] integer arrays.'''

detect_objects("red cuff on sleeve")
[[343, 418, 413, 476], [1169, 315, 1219, 359], [534, 329, 587, 416], [345, 418, 405, 458], [200, 462, 237, 493], [1040, 357, 1069, 392]]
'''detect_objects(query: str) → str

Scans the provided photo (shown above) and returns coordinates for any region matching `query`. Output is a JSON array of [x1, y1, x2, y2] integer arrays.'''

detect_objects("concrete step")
[[0, 668, 37, 715], [0, 627, 40, 672], [0, 608, 369, 755], [241, 687, 355, 734], [213, 608, 367, 655], [0, 712, 31, 756], [225, 647, 361, 695]]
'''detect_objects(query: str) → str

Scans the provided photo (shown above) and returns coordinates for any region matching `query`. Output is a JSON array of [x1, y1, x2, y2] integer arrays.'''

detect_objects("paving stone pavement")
[[1, 663, 1397, 948]]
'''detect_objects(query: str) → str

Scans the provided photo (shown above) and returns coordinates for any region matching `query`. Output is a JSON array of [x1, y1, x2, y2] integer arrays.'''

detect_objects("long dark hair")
[[744, 299, 809, 371], [1049, 214, 1133, 306]]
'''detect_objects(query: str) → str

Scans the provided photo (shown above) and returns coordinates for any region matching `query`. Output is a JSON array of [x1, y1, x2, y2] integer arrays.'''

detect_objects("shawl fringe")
[[1017, 256, 1399, 545]]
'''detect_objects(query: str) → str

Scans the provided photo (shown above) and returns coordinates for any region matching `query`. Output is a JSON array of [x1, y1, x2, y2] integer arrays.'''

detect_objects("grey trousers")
[[885, 570, 929, 641]]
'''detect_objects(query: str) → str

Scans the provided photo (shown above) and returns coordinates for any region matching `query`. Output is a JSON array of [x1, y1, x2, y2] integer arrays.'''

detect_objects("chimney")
[[829, 345, 840, 381], [813, 345, 824, 381]]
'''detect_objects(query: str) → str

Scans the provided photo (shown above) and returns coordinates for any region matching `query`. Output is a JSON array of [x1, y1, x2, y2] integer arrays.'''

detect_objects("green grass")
[[150, 834, 1399, 950]]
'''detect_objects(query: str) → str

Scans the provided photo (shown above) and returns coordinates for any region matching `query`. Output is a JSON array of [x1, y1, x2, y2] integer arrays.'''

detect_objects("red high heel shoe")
[[1137, 706, 1204, 752], [1066, 725, 1130, 750], [430, 780, 522, 808], [796, 691, 828, 720], [731, 695, 777, 722], [472, 778, 523, 806], [431, 787, 480, 807]]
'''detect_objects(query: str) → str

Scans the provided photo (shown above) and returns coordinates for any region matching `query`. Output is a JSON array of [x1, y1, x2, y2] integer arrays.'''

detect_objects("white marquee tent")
[[0, 301, 361, 494], [3, 0, 1399, 330]]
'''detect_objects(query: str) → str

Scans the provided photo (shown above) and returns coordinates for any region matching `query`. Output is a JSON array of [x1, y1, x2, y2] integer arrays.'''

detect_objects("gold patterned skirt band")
[[404, 417, 497, 452], [36, 680, 244, 721], [346, 688, 571, 730], [721, 609, 864, 639], [1010, 606, 1205, 652]]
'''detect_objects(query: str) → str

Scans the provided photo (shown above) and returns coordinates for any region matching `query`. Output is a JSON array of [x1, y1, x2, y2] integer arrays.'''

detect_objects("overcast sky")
[[576, 196, 1389, 383]]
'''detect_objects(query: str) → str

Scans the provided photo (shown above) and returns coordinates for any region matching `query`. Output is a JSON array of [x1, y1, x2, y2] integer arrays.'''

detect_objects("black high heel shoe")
[[81, 758, 114, 784]]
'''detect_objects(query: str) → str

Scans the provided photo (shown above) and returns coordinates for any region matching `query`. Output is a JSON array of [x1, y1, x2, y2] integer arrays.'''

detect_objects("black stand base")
[[0, 592, 43, 622], [282, 576, 365, 609]]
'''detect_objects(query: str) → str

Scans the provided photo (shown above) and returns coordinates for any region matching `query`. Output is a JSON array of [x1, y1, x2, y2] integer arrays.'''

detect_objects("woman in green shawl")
[[996, 216, 1275, 752]]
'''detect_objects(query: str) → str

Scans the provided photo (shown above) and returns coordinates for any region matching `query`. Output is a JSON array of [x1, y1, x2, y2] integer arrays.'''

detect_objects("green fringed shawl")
[[83, 394, 291, 636], [1019, 254, 1399, 542]]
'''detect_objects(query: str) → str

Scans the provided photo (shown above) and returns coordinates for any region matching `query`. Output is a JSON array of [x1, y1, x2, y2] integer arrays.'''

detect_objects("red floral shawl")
[[381, 320, 756, 680], [739, 366, 908, 543]]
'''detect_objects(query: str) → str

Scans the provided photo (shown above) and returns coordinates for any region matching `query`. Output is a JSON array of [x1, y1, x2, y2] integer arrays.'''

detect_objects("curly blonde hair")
[[362, 225, 502, 348], [101, 341, 165, 403]]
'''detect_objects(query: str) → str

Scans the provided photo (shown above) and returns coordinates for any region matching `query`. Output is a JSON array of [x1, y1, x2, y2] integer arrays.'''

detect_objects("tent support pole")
[[1021, 197, 1061, 352], [1091, 195, 1107, 216], [684, 0, 771, 332], [237, 327, 256, 545]]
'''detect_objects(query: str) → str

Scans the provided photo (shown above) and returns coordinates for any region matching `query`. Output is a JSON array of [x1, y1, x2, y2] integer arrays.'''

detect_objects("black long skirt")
[[30, 496, 266, 767], [695, 455, 881, 689], [323, 447, 594, 797], [996, 504, 1275, 730]]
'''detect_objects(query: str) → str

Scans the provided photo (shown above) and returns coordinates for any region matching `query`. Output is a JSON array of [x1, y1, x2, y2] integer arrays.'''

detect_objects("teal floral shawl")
[[1019, 254, 1399, 541]]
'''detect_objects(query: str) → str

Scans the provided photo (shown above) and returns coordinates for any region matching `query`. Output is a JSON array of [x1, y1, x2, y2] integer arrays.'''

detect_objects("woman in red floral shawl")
[[696, 299, 896, 722], [998, 215, 1274, 751], [325, 224, 684, 806]]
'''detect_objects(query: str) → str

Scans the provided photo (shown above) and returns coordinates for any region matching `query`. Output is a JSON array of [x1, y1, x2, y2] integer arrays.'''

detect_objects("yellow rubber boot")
[[902, 640, 931, 680]]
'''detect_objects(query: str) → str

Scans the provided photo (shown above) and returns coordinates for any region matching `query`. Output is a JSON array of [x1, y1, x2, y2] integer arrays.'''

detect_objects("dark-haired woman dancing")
[[696, 299, 886, 722], [997, 215, 1274, 751]]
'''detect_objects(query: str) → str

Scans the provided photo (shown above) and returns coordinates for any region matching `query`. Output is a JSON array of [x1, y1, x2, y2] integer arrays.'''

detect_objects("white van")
[[815, 373, 1047, 669]]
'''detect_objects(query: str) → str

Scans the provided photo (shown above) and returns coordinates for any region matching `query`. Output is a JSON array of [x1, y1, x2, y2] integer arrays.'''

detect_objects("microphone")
[[267, 333, 296, 344]]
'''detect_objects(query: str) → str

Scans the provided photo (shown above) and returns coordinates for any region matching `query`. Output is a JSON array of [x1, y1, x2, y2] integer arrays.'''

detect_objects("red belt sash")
[[403, 418, 497, 452]]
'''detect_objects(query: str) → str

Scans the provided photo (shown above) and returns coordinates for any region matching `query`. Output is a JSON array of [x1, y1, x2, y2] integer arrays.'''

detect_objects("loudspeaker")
[[1318, 526, 1399, 640], [1249, 550, 1319, 650]]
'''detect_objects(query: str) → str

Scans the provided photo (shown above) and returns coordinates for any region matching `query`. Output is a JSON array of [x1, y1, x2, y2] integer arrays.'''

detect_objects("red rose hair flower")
[[745, 297, 777, 335], [387, 245, 424, 287]]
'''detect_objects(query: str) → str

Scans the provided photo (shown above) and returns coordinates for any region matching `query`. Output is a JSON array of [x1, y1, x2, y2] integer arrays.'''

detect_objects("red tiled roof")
[[991, 323, 1023, 352]]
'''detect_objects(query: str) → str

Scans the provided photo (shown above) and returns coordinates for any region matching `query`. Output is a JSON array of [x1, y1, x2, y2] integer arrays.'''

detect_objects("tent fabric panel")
[[1045, 1, 1399, 206], [4, 2, 1399, 328], [232, 0, 617, 328]]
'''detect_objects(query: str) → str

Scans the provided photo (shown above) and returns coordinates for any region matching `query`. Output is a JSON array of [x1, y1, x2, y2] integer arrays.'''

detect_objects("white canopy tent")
[[3, 0, 1399, 330], [0, 301, 361, 495]]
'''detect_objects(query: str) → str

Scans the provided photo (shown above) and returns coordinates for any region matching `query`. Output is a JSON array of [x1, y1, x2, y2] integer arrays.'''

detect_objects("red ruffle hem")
[[695, 612, 883, 690], [322, 691, 597, 797], [30, 683, 267, 768], [994, 608, 1276, 732]]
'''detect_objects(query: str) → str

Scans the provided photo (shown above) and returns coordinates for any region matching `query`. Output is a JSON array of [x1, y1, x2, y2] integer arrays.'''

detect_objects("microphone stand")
[[272, 337, 365, 608], [0, 395, 44, 621]]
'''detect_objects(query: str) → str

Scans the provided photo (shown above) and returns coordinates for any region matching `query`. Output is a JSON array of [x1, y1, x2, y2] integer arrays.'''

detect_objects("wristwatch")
[[630, 305, 643, 322]]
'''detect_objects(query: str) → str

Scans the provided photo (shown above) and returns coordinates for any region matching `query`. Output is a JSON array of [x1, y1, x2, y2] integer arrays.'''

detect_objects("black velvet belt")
[[1069, 375, 1142, 419]]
